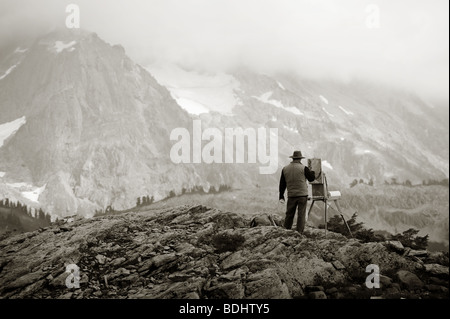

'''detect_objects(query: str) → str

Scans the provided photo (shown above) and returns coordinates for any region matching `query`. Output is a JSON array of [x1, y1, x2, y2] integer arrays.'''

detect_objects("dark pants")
[[284, 196, 308, 233]]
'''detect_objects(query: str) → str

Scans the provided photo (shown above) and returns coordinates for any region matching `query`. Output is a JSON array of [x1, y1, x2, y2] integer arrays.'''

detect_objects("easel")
[[306, 160, 353, 238]]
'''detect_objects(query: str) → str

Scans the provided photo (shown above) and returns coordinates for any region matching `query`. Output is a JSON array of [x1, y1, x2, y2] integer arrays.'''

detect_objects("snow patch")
[[0, 172, 5, 178], [146, 64, 240, 115], [322, 107, 335, 117], [6, 182, 29, 188], [319, 95, 329, 104], [21, 185, 46, 203], [253, 91, 303, 115], [6, 182, 46, 203], [284, 106, 303, 115], [54, 41, 77, 53], [173, 97, 210, 115], [354, 148, 373, 155], [338, 105, 354, 116], [277, 81, 286, 90], [322, 160, 333, 170], [0, 116, 26, 148], [340, 137, 345, 141], [283, 125, 299, 134], [0, 64, 19, 80], [14, 47, 28, 53], [253, 91, 282, 107]]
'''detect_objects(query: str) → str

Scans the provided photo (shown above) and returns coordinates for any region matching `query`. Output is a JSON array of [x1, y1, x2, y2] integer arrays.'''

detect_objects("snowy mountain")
[[0, 29, 193, 217], [147, 63, 448, 185], [0, 29, 448, 219]]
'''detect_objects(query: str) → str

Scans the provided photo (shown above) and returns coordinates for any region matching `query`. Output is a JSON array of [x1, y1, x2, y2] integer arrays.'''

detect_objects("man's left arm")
[[304, 166, 316, 182]]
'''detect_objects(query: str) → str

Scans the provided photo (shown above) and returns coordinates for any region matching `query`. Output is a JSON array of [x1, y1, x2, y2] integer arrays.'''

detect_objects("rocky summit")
[[0, 205, 448, 299]]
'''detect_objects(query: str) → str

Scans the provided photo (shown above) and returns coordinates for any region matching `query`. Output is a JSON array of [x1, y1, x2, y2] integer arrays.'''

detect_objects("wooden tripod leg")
[[335, 200, 353, 237], [306, 200, 315, 223], [324, 200, 327, 237]]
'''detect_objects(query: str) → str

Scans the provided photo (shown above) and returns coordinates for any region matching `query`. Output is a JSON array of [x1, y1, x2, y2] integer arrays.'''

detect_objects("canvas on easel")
[[306, 158, 353, 238], [307, 158, 325, 198]]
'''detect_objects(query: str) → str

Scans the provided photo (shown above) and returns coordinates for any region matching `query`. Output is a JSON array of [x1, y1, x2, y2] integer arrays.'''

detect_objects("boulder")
[[152, 253, 177, 268], [205, 280, 245, 299], [429, 277, 448, 286], [2, 271, 47, 292], [245, 269, 291, 299], [111, 257, 126, 267], [424, 264, 449, 277], [308, 291, 327, 299], [95, 254, 106, 265], [13, 279, 47, 298], [305, 286, 324, 293], [426, 251, 449, 265], [326, 287, 338, 294], [58, 292, 73, 299], [407, 250, 428, 257], [379, 275, 393, 288], [185, 292, 200, 299], [332, 260, 346, 270], [212, 212, 246, 230], [249, 214, 277, 227], [425, 284, 446, 292], [385, 241, 404, 252], [385, 286, 401, 296], [221, 251, 246, 270], [49, 270, 69, 288], [174, 242, 196, 255], [109, 268, 131, 280], [137, 258, 154, 273], [396, 270, 424, 290]]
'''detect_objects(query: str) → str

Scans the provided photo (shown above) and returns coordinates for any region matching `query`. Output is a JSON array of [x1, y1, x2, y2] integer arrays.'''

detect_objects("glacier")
[[21, 185, 46, 203], [0, 116, 26, 148], [147, 64, 241, 115]]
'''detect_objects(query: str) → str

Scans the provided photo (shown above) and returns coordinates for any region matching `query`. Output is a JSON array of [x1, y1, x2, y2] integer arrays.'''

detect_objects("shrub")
[[390, 228, 429, 250], [327, 215, 350, 234], [327, 213, 363, 237], [327, 213, 383, 243], [211, 232, 245, 253], [355, 228, 385, 243]]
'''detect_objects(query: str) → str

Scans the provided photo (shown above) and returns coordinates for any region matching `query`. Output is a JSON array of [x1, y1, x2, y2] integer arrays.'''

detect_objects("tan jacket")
[[279, 160, 315, 198]]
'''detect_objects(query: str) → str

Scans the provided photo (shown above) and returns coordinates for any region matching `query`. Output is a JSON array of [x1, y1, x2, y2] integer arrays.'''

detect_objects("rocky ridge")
[[0, 205, 448, 299]]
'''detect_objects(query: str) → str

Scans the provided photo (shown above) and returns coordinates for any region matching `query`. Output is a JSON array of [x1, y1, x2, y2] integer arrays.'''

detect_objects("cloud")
[[0, 0, 448, 101]]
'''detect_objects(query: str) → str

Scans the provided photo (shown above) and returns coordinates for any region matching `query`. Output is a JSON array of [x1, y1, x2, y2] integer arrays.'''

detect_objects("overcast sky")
[[0, 0, 448, 102]]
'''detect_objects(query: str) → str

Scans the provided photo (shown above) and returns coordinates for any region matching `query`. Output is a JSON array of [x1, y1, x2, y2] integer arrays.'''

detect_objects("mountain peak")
[[0, 30, 189, 217]]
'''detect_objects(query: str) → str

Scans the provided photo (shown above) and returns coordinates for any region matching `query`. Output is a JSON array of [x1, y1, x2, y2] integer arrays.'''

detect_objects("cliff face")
[[0, 29, 192, 216], [0, 205, 448, 299]]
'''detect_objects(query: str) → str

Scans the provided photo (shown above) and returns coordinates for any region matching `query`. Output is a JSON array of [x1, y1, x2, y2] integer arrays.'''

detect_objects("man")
[[279, 150, 315, 233]]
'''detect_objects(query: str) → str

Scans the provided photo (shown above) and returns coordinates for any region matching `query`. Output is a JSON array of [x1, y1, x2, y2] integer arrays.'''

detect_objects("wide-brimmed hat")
[[289, 150, 305, 159]]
